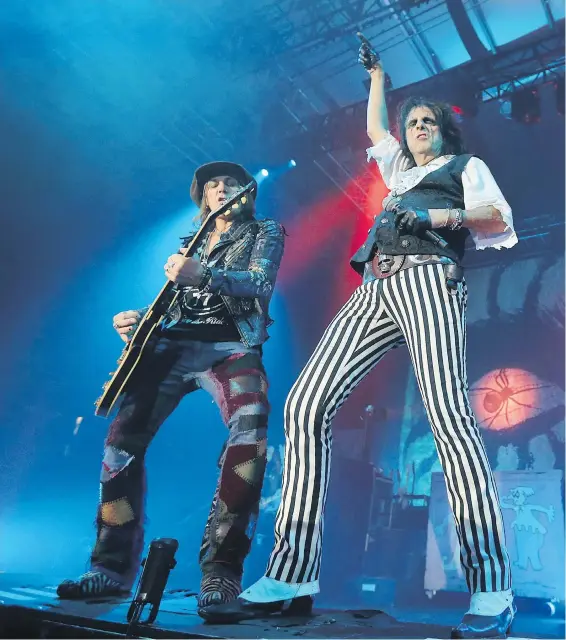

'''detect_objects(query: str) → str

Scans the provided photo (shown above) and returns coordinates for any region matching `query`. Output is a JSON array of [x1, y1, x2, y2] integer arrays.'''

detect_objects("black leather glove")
[[358, 42, 380, 71], [394, 207, 432, 235]]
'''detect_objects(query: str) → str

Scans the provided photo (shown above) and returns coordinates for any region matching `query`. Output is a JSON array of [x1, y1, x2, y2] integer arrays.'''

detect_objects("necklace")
[[203, 230, 221, 264]]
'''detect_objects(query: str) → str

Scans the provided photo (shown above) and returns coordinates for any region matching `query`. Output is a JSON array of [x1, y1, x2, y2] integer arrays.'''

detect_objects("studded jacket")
[[164, 217, 285, 347]]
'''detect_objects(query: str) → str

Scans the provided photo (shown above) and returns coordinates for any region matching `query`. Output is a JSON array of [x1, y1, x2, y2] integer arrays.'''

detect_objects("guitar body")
[[94, 182, 254, 418], [94, 306, 166, 417]]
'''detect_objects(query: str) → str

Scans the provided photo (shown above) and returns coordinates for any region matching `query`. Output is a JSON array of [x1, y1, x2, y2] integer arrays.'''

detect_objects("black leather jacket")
[[165, 217, 285, 347]]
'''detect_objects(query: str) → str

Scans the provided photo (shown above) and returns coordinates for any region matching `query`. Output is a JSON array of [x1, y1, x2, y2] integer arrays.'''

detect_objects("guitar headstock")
[[203, 180, 255, 226]]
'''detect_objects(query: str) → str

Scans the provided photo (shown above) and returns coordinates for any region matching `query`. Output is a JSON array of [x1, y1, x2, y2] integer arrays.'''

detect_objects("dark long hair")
[[195, 181, 256, 227], [397, 97, 467, 169]]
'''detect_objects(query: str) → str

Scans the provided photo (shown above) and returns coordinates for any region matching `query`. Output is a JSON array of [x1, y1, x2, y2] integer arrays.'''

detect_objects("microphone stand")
[[126, 538, 178, 637]]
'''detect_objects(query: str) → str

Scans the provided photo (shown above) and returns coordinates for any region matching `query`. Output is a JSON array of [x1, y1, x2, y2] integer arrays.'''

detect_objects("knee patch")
[[101, 445, 135, 483], [211, 354, 270, 423], [100, 498, 135, 526]]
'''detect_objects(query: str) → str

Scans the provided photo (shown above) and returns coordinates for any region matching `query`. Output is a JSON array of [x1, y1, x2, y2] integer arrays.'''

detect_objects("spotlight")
[[289, 159, 297, 168], [451, 105, 464, 123], [511, 88, 540, 124], [449, 81, 479, 119], [260, 169, 269, 177]]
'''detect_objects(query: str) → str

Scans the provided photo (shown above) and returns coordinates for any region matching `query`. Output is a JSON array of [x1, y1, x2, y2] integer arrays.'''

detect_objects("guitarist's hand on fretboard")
[[112, 310, 141, 343]]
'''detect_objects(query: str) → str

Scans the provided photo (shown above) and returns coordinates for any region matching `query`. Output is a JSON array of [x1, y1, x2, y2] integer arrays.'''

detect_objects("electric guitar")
[[94, 181, 255, 417]]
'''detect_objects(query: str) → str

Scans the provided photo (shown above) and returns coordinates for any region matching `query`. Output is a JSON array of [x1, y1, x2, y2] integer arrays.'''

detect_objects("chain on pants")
[[265, 264, 511, 594]]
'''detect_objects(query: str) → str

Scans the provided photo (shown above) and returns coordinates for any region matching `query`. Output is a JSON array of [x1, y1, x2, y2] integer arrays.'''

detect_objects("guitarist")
[[57, 161, 286, 613]]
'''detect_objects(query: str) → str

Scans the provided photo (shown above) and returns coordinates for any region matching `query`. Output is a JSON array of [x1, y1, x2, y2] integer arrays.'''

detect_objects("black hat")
[[190, 161, 258, 205]]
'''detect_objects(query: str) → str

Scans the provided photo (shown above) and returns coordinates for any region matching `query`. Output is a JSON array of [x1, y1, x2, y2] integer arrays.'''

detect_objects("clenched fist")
[[112, 310, 141, 343], [394, 207, 432, 235]]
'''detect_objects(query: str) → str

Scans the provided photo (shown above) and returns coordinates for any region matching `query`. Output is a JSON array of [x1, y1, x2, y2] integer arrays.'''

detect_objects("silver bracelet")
[[449, 208, 464, 231]]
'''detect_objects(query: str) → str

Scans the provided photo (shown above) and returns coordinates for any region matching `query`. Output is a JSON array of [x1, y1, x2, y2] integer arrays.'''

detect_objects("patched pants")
[[90, 335, 269, 586]]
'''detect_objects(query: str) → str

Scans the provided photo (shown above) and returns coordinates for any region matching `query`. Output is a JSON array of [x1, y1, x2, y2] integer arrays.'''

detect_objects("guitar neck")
[[142, 181, 254, 319]]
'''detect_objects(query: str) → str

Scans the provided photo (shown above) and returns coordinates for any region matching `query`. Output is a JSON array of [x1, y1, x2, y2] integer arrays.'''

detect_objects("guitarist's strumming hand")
[[164, 253, 205, 287], [113, 310, 141, 343]]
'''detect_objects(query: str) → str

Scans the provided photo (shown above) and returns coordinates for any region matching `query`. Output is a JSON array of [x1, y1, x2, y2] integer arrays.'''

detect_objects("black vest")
[[350, 154, 473, 275]]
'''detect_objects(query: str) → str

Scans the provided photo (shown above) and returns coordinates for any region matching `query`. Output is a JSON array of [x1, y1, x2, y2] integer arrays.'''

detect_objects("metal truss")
[[162, 0, 444, 213], [477, 29, 565, 102], [480, 62, 564, 102], [539, 0, 557, 29], [250, 0, 438, 56], [268, 22, 565, 220], [272, 22, 565, 150]]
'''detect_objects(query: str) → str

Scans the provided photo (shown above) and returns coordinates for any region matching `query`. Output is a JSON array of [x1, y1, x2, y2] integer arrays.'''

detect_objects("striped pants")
[[264, 264, 511, 595]]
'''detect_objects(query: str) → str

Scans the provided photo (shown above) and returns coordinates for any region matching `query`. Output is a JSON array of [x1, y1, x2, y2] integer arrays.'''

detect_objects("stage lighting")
[[261, 168, 269, 177], [449, 83, 479, 119], [451, 105, 464, 123], [511, 88, 541, 124], [289, 159, 297, 168], [499, 99, 512, 120]]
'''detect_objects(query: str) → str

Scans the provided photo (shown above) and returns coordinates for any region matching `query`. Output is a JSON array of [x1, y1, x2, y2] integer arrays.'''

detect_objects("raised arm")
[[359, 41, 389, 144], [366, 67, 389, 145]]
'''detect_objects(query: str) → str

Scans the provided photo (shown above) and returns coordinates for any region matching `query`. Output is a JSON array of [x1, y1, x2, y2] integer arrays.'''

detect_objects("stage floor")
[[0, 573, 563, 639]]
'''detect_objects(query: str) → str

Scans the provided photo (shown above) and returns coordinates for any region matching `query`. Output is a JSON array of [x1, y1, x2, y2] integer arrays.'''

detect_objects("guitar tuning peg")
[[108, 371, 115, 376]]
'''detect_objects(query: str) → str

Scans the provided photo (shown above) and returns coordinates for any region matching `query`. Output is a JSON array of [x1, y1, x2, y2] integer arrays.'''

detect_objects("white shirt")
[[367, 133, 518, 251]]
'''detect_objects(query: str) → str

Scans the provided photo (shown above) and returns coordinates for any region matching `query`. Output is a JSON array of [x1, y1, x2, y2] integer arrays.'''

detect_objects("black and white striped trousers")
[[266, 264, 511, 594]]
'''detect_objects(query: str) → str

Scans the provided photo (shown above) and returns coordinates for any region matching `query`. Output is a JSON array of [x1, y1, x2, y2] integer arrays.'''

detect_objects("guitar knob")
[[241, 196, 247, 205]]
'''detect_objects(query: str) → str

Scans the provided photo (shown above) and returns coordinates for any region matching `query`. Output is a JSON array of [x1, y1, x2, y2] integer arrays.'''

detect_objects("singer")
[[56, 161, 285, 613], [201, 39, 518, 640]]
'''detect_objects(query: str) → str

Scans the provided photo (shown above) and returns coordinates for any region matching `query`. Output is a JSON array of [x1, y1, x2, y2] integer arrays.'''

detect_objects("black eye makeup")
[[406, 116, 437, 128]]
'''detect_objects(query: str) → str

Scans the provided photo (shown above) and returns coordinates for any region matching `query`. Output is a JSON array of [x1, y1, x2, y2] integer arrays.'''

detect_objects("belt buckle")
[[371, 253, 405, 279]]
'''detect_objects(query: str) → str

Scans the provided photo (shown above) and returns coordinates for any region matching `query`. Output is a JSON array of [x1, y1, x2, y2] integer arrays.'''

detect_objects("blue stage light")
[[289, 159, 297, 168], [261, 168, 269, 177]]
